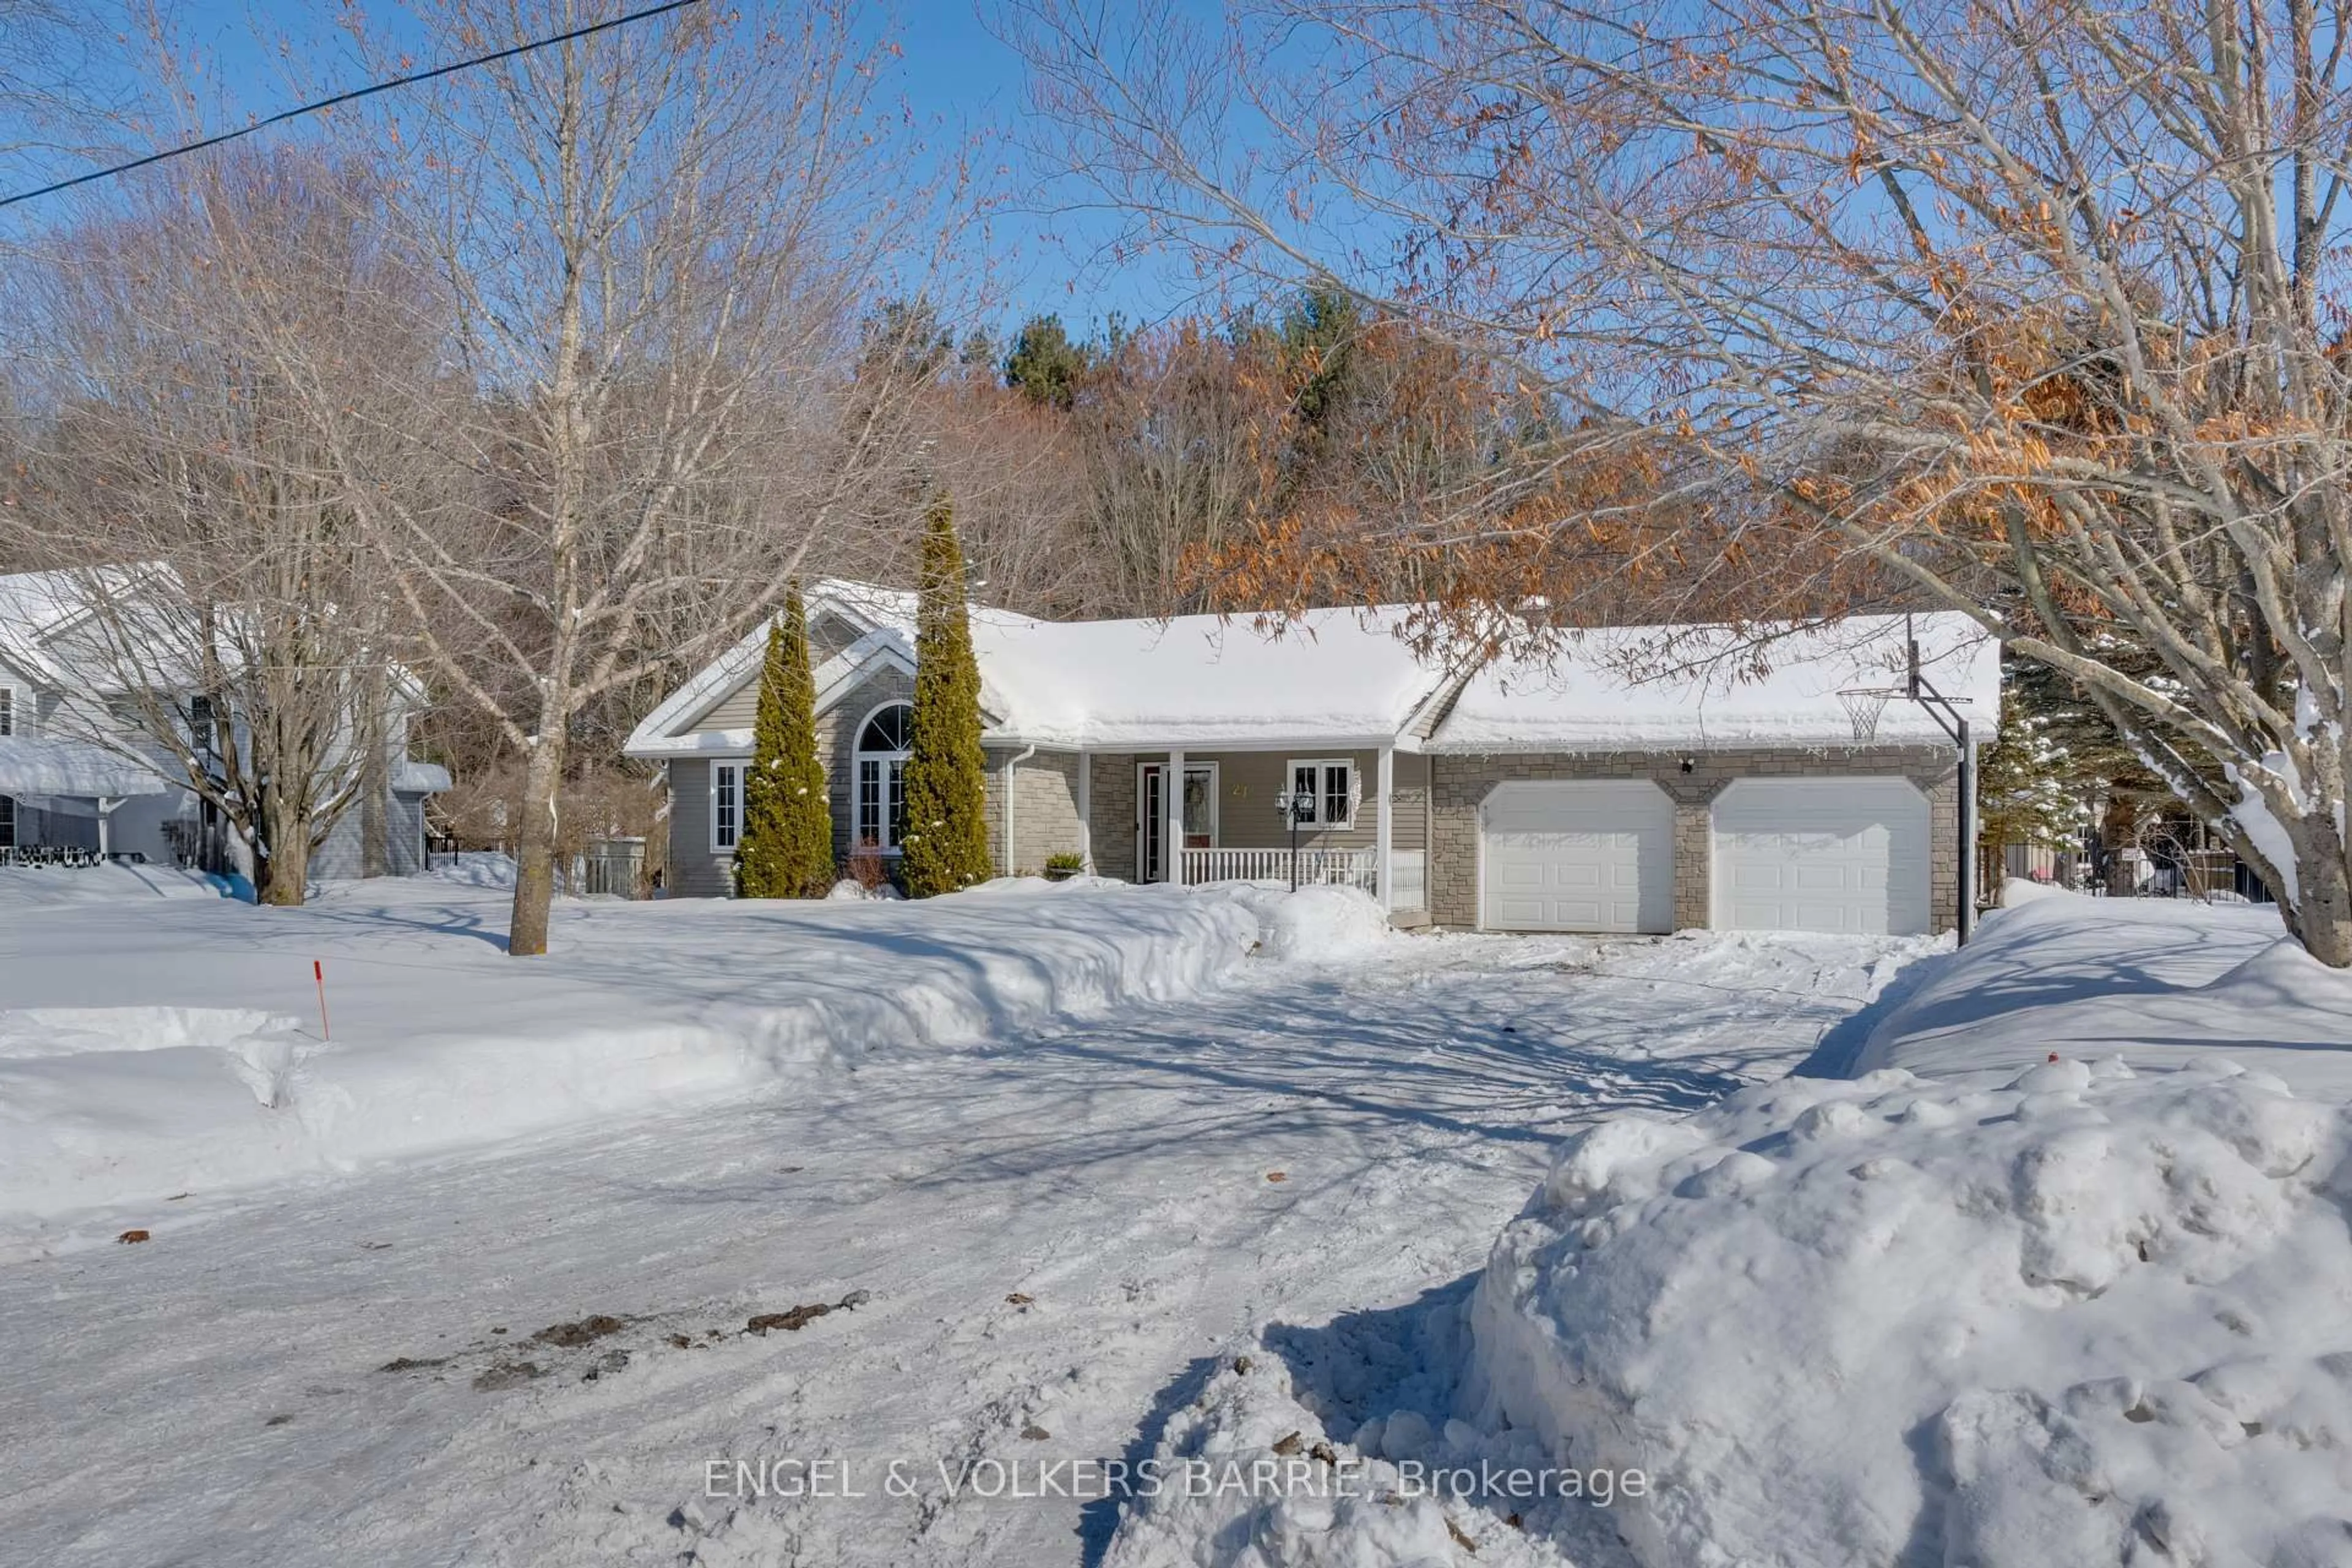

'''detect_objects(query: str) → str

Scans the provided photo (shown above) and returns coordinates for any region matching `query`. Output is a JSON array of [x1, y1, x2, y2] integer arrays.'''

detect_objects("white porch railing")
[[1179, 846, 1378, 894]]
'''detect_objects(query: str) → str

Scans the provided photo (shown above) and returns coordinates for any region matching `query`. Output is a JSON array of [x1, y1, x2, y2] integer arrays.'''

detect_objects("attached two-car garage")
[[1478, 775, 1931, 937]]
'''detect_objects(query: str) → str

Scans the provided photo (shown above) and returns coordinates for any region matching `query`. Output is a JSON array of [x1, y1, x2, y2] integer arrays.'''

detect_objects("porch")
[[1086, 747, 1431, 914], [1175, 844, 1427, 908]]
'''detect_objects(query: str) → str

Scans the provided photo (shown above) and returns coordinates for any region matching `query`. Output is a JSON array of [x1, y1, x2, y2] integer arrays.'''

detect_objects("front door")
[[1137, 763, 1218, 882]]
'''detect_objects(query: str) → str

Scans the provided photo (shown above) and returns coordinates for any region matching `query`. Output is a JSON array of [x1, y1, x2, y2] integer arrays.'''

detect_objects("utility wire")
[[0, 0, 706, 212]]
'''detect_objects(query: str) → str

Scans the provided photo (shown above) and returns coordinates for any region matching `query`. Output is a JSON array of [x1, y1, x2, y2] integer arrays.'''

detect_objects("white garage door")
[[1481, 780, 1673, 933], [1711, 778, 1931, 935]]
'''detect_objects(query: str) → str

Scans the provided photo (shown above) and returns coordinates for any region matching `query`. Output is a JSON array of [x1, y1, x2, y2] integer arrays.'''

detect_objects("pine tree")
[[899, 496, 993, 896], [733, 587, 835, 897], [1003, 314, 1090, 411], [1977, 663, 2086, 853]]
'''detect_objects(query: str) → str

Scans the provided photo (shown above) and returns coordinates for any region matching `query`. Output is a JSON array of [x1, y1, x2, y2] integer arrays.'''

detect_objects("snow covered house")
[[624, 582, 2000, 936], [0, 567, 449, 876]]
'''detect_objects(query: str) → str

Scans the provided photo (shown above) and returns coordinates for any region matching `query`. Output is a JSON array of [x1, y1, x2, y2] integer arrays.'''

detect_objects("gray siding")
[[666, 756, 737, 897], [821, 666, 916, 864], [693, 681, 758, 735], [311, 788, 432, 880], [687, 614, 883, 737], [810, 611, 866, 662]]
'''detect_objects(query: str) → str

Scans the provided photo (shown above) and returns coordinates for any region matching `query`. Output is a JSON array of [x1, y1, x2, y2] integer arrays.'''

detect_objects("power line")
[[0, 0, 707, 213]]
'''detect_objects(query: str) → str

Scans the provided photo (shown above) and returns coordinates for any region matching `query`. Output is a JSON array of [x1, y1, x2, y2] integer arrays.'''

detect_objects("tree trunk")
[[2278, 811, 2352, 968], [508, 736, 564, 956], [256, 791, 310, 907], [360, 663, 390, 878]]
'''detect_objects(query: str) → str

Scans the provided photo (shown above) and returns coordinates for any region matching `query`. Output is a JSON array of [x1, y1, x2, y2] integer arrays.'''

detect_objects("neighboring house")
[[624, 582, 2000, 937], [0, 567, 449, 876]]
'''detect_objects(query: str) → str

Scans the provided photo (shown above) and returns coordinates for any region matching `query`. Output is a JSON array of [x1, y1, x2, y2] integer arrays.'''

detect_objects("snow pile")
[[1233, 883, 1395, 963], [1464, 1059, 2352, 1567], [825, 877, 903, 900], [1833, 895, 2352, 1098], [1104, 1326, 1586, 1568], [1107, 1059, 2352, 1568]]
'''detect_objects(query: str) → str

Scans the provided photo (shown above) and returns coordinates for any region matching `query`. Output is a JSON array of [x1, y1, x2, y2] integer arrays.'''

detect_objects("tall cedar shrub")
[[733, 588, 835, 897], [899, 496, 993, 896]]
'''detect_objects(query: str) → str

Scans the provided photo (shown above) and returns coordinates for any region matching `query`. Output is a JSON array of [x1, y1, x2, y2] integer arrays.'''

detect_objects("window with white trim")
[[854, 701, 913, 850], [0, 687, 13, 737], [1286, 759, 1356, 830], [711, 761, 743, 851], [0, 794, 13, 848]]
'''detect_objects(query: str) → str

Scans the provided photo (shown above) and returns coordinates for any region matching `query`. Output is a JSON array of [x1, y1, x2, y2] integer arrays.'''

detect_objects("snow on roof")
[[392, 760, 452, 794], [806, 579, 919, 637], [623, 580, 972, 755], [0, 737, 175, 797], [626, 584, 1997, 758], [0, 567, 107, 638], [1427, 612, 1999, 753], [966, 606, 1452, 749]]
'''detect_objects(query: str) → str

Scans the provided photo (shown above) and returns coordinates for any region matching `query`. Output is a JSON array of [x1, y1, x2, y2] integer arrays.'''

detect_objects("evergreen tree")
[[899, 496, 993, 896], [1003, 314, 1090, 411], [1278, 285, 1365, 429], [733, 587, 835, 897], [1977, 658, 2086, 854]]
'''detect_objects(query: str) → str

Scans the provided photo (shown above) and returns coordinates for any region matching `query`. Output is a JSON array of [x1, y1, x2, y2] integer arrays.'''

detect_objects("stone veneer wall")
[[1084, 754, 1136, 880], [1004, 750, 1084, 872], [1427, 745, 1962, 933], [981, 747, 1085, 873]]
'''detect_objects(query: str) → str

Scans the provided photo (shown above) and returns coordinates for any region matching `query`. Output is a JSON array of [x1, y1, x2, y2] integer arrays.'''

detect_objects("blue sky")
[[2, 1, 1220, 341]]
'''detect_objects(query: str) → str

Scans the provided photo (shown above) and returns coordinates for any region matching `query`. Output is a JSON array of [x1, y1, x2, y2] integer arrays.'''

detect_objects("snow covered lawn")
[[1818, 887, 2352, 1098], [0, 881, 1921, 1567], [0, 876, 1264, 1249]]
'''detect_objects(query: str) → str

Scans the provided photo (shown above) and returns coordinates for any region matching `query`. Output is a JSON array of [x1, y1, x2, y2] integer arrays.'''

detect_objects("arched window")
[[853, 700, 913, 850]]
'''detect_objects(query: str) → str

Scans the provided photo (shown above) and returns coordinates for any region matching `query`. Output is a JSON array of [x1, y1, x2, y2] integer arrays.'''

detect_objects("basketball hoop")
[[1837, 687, 1895, 742]]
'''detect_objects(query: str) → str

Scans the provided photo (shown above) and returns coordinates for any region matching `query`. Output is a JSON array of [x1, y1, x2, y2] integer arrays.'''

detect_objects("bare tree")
[[3, 154, 423, 902], [256, 0, 963, 954], [1014, 0, 2352, 963]]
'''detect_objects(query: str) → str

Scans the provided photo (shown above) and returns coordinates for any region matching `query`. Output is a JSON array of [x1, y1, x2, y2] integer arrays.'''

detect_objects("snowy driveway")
[[0, 916, 1924, 1567]]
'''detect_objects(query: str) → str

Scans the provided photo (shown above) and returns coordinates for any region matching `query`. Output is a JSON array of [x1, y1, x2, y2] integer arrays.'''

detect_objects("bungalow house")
[[0, 567, 449, 876], [623, 582, 1999, 937]]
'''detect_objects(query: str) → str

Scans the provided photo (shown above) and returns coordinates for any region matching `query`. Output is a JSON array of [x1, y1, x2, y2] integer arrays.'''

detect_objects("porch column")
[[1374, 747, 1393, 911], [97, 797, 121, 860], [1164, 747, 1185, 884], [1076, 750, 1093, 872]]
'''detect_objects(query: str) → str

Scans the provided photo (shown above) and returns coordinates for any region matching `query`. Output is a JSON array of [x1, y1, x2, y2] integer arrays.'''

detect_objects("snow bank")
[[0, 863, 230, 906], [1213, 883, 1395, 963], [0, 881, 1300, 1243], [1463, 1060, 2352, 1568], [1836, 895, 2352, 1098], [1107, 1061, 2352, 1568], [1998, 875, 2077, 906], [825, 877, 903, 900]]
